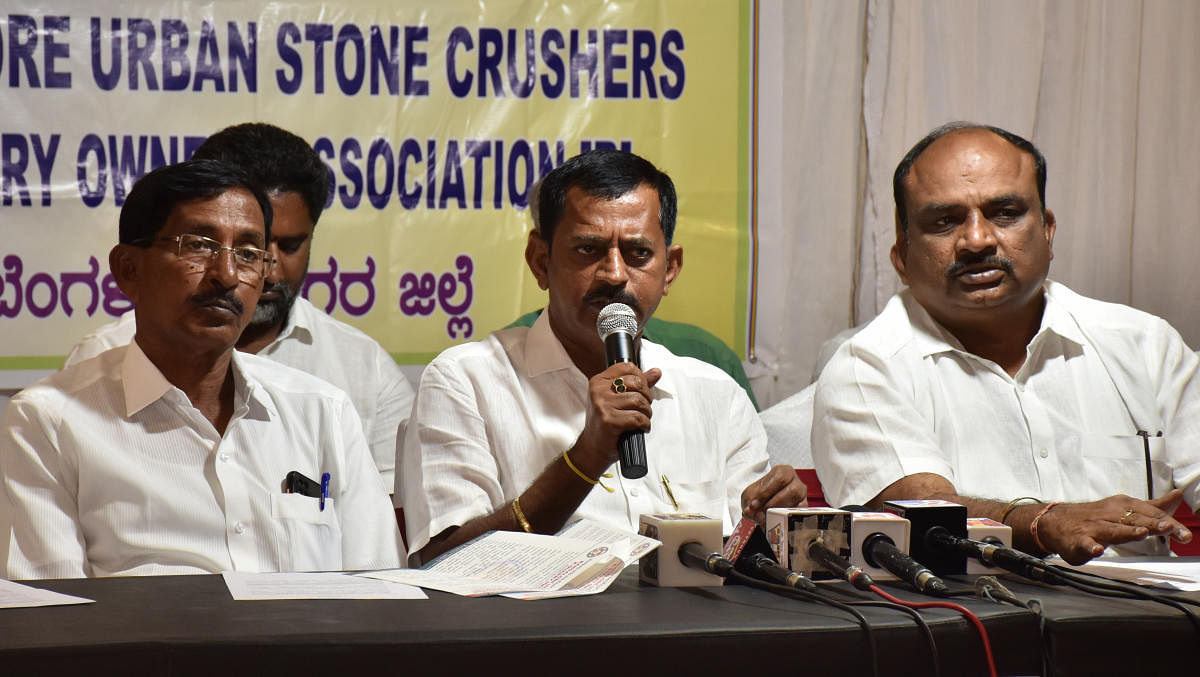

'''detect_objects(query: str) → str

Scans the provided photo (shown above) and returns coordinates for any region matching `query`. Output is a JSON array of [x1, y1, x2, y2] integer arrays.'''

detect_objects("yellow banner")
[[0, 1, 751, 368]]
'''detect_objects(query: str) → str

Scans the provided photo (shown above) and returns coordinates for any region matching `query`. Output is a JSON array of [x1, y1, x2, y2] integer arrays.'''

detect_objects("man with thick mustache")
[[65, 123, 414, 493], [400, 149, 806, 564], [812, 122, 1199, 564], [1, 160, 403, 578]]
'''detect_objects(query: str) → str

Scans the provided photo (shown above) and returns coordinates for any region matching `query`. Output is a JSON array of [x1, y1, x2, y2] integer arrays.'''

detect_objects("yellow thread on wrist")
[[563, 450, 615, 493], [511, 496, 532, 533]]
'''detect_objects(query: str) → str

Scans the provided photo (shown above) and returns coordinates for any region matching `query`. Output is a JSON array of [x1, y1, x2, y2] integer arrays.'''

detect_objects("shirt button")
[[1039, 448, 1049, 459], [219, 453, 230, 462], [234, 522, 246, 534], [630, 488, 639, 497]]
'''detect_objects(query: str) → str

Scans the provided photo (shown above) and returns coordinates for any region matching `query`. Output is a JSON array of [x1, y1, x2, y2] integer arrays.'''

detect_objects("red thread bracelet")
[[1030, 501, 1062, 553]]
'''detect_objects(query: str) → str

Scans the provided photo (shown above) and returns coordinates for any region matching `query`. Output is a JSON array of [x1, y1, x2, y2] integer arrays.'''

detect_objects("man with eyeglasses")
[[64, 123, 415, 495], [0, 159, 403, 579]]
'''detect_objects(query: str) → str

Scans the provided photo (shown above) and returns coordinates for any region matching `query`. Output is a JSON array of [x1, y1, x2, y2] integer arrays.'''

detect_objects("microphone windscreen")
[[596, 302, 639, 340]]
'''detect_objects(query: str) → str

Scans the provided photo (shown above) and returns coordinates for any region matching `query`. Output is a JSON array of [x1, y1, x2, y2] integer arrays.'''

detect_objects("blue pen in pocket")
[[320, 472, 331, 511]]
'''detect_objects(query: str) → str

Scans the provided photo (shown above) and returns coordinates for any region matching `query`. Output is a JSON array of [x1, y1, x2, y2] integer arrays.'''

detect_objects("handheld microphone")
[[597, 302, 647, 479], [841, 504, 949, 596]]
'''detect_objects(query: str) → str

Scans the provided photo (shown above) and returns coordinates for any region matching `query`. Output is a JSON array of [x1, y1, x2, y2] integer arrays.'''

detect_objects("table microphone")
[[597, 302, 647, 479], [883, 499, 968, 575], [842, 505, 949, 596], [724, 518, 816, 591], [924, 527, 1065, 584]]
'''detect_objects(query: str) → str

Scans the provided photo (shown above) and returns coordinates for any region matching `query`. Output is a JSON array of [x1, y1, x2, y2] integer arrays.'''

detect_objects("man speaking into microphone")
[[400, 149, 806, 565]]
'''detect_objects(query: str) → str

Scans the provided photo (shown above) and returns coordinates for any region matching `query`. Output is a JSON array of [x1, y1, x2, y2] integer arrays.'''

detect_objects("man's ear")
[[108, 244, 142, 304], [524, 229, 550, 291], [1043, 208, 1056, 262], [662, 244, 683, 295], [889, 216, 909, 285]]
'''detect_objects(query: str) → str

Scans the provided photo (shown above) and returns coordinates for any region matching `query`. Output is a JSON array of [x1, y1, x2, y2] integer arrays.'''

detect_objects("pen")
[[320, 472, 330, 511], [661, 474, 679, 510]]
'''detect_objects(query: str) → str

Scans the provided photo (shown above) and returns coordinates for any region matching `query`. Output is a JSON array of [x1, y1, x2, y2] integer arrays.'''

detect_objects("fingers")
[[1115, 493, 1191, 542], [741, 466, 807, 523]]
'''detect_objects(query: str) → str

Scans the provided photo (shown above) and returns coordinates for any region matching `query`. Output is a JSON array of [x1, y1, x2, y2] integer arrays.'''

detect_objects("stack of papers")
[[363, 520, 661, 599]]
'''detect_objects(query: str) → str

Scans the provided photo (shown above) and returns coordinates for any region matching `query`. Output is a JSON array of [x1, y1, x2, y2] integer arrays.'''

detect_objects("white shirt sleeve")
[[1, 393, 90, 579], [399, 359, 502, 557], [812, 341, 954, 508], [331, 395, 407, 570], [368, 350, 416, 493]]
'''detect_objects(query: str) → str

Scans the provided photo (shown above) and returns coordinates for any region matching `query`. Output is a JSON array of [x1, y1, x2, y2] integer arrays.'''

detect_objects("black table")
[[1, 569, 1195, 676]]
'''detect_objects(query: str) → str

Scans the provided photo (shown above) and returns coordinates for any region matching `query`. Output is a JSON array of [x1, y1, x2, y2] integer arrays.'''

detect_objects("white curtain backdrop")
[[752, 0, 1200, 408]]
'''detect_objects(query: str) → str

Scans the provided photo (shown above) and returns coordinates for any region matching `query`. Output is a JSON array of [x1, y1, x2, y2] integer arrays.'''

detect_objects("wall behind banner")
[[0, 1, 752, 373]]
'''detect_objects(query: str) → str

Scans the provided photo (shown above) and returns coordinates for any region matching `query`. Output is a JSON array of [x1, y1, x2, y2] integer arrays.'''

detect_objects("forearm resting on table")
[[416, 446, 602, 565]]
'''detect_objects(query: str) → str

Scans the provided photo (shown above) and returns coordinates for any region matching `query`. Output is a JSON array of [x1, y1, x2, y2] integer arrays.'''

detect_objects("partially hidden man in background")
[[813, 122, 1198, 564], [65, 123, 415, 493], [400, 149, 807, 565], [1, 160, 402, 579]]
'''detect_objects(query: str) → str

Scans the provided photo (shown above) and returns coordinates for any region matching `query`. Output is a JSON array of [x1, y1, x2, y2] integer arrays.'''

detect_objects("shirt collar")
[[120, 340, 275, 420], [904, 282, 1086, 360], [271, 296, 315, 347], [522, 310, 676, 397]]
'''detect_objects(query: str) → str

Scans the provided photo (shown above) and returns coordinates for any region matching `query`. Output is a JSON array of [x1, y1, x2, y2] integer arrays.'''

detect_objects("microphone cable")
[[867, 584, 998, 677], [723, 568, 880, 677], [1036, 563, 1200, 635]]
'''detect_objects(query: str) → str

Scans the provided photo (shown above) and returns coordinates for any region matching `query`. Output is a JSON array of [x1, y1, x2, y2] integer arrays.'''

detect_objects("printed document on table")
[[363, 519, 660, 598], [0, 579, 94, 608], [1054, 556, 1200, 591], [222, 571, 427, 600]]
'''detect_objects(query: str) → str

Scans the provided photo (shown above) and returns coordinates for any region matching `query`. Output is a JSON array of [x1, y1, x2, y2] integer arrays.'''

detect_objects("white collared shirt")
[[1, 343, 404, 579], [813, 281, 1200, 555], [64, 297, 415, 491], [399, 311, 769, 556]]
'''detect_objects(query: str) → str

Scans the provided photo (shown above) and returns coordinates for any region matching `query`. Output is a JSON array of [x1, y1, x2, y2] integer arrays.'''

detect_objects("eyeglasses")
[[154, 234, 274, 282]]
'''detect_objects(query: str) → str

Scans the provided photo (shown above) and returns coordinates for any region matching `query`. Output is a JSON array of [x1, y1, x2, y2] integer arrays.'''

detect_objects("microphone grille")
[[596, 302, 639, 339]]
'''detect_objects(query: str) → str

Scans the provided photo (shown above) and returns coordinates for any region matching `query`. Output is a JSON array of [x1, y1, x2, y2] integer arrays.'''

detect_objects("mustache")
[[945, 253, 1015, 279], [584, 287, 642, 317], [188, 289, 245, 316]]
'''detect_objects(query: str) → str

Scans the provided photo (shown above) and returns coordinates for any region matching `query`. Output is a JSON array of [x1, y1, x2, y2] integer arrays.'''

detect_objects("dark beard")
[[249, 279, 299, 329]]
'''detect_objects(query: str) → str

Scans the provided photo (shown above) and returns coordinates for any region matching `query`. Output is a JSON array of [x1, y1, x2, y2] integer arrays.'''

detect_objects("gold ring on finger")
[[612, 377, 626, 394], [1119, 508, 1135, 524]]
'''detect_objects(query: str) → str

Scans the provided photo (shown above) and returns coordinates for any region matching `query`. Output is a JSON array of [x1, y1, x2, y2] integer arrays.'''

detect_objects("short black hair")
[[119, 159, 273, 246], [893, 121, 1048, 231], [535, 149, 677, 245], [192, 122, 330, 227]]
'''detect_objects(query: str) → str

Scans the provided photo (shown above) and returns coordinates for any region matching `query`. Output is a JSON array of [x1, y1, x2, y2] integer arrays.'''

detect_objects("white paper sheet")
[[221, 571, 427, 600], [0, 579, 94, 608], [362, 519, 660, 599], [1055, 556, 1200, 592]]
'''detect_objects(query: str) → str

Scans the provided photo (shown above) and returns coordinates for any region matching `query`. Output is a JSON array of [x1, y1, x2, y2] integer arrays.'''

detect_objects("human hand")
[[1036, 490, 1191, 564], [741, 465, 809, 526], [572, 364, 662, 473]]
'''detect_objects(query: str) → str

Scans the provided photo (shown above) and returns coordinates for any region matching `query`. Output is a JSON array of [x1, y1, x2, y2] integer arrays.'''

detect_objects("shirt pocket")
[[270, 493, 341, 571], [666, 478, 728, 523], [1075, 432, 1170, 500]]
